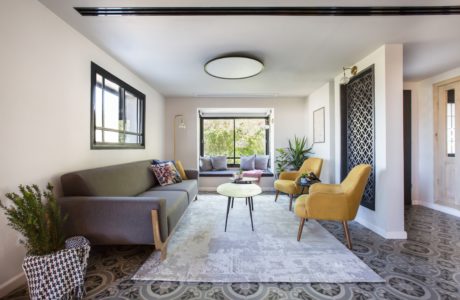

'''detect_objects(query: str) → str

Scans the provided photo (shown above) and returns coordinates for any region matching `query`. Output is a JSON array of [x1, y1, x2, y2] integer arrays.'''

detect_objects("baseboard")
[[199, 187, 216, 192], [354, 216, 407, 240], [0, 272, 25, 298], [413, 200, 460, 218]]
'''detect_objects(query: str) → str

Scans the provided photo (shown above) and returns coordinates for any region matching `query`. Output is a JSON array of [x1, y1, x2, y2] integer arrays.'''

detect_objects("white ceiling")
[[39, 0, 460, 97]]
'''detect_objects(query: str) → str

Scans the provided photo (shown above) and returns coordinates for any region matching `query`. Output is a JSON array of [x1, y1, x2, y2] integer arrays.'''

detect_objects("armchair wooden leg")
[[289, 194, 294, 211], [275, 190, 280, 202], [151, 210, 166, 259], [342, 221, 352, 250], [297, 218, 306, 241]]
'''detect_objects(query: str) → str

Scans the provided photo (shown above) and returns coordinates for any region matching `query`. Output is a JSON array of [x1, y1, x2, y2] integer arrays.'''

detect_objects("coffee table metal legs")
[[225, 196, 231, 232], [247, 197, 254, 231], [225, 196, 255, 231]]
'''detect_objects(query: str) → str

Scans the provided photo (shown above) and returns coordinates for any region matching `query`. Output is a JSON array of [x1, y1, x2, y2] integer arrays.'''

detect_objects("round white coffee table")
[[217, 182, 262, 231]]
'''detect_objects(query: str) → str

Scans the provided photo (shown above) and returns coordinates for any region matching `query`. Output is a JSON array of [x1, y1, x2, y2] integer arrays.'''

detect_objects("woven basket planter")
[[22, 236, 90, 300]]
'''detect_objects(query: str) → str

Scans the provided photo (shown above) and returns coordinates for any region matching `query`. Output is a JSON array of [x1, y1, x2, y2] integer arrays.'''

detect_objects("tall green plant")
[[275, 136, 313, 173], [0, 184, 67, 256]]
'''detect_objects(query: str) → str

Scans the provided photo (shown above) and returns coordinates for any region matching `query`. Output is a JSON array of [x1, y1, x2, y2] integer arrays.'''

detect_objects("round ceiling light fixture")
[[204, 56, 264, 79]]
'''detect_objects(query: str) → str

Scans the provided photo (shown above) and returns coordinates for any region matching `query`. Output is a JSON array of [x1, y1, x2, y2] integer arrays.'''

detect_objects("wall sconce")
[[340, 66, 358, 85], [173, 114, 186, 160]]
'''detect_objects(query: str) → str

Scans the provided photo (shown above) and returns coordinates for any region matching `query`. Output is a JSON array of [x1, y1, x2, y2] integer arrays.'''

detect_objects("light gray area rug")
[[133, 194, 384, 283]]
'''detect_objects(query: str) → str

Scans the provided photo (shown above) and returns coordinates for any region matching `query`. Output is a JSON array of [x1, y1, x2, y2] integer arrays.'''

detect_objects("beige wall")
[[333, 45, 406, 239], [304, 82, 335, 183], [0, 0, 165, 295], [164, 97, 307, 190]]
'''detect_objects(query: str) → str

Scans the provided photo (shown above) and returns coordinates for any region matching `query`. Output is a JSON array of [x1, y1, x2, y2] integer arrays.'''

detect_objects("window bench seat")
[[199, 169, 274, 177]]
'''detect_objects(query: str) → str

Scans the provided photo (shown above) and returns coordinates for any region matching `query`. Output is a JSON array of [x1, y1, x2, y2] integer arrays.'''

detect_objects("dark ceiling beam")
[[74, 6, 460, 16]]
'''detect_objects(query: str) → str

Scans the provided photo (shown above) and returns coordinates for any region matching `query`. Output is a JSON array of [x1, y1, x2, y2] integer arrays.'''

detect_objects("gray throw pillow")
[[211, 156, 227, 170], [240, 155, 255, 170], [200, 156, 213, 171], [255, 155, 270, 170]]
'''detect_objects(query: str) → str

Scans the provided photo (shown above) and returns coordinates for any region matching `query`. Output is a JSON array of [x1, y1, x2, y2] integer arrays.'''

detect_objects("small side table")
[[299, 179, 321, 194]]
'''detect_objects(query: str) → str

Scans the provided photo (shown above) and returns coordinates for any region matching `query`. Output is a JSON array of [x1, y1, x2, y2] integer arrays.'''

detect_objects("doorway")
[[434, 78, 460, 209], [403, 90, 412, 206]]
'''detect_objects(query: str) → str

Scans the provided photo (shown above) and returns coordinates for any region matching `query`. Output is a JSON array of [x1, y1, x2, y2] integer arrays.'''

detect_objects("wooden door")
[[435, 80, 460, 207]]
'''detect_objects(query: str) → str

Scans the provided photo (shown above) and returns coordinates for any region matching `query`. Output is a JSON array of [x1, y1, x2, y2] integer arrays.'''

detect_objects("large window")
[[200, 117, 269, 166], [91, 62, 145, 149]]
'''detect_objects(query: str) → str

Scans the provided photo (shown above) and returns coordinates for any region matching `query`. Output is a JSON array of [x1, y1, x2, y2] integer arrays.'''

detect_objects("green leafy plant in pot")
[[275, 136, 313, 176], [0, 184, 66, 255], [0, 184, 90, 299]]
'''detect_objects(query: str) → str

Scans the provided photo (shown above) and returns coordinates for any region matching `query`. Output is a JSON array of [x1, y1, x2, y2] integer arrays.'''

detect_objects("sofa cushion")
[[61, 160, 155, 197], [149, 180, 198, 203], [175, 160, 188, 180], [240, 155, 255, 170], [200, 156, 213, 171], [137, 190, 189, 238], [211, 156, 227, 170], [255, 155, 270, 170]]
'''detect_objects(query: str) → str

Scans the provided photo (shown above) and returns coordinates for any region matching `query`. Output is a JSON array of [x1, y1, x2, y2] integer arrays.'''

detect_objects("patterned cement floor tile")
[[2, 194, 460, 300]]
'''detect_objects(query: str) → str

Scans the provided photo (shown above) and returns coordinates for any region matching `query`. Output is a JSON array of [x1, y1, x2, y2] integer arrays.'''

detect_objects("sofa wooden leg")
[[342, 221, 352, 250], [151, 210, 165, 258], [289, 194, 293, 211], [275, 190, 280, 202], [297, 218, 305, 241]]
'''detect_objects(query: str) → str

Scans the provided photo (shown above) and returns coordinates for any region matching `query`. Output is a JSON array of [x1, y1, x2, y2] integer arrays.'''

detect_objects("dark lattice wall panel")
[[343, 66, 376, 210]]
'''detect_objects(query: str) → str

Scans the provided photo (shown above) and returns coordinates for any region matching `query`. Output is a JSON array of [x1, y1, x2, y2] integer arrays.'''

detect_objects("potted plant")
[[0, 184, 90, 300], [275, 136, 313, 176], [299, 173, 310, 185]]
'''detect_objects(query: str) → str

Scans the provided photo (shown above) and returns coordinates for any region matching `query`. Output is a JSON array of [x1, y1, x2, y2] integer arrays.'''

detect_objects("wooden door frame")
[[433, 75, 460, 203]]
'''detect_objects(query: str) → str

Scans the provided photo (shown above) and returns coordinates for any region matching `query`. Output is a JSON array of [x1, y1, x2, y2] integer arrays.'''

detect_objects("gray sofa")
[[59, 160, 198, 252]]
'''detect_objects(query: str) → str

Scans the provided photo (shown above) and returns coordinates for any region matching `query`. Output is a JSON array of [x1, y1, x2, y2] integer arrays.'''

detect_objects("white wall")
[[404, 66, 460, 217], [164, 97, 307, 190], [333, 45, 407, 239], [0, 0, 165, 295], [304, 82, 335, 183]]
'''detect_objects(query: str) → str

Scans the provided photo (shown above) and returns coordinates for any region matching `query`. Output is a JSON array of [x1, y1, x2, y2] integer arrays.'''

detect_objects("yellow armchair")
[[274, 157, 323, 211], [294, 164, 371, 249]]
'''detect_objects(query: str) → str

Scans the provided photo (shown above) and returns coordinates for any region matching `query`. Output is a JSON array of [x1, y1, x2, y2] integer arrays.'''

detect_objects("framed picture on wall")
[[313, 107, 325, 143]]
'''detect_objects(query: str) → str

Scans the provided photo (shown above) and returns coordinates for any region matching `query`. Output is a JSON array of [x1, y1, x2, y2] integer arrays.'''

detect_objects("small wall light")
[[174, 114, 186, 160], [340, 66, 358, 85]]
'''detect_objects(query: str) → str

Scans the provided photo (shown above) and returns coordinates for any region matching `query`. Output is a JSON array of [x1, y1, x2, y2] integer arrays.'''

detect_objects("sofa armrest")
[[58, 196, 168, 244], [185, 169, 199, 180]]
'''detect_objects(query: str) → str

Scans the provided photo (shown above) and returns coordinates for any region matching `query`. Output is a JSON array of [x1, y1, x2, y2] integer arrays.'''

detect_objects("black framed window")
[[200, 117, 270, 166], [91, 62, 145, 149]]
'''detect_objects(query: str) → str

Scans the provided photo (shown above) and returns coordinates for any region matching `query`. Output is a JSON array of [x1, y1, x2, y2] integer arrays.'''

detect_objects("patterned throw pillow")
[[150, 162, 182, 186]]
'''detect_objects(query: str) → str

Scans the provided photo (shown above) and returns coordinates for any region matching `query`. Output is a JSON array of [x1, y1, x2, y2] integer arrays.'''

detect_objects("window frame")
[[90, 62, 146, 149], [199, 116, 270, 167]]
